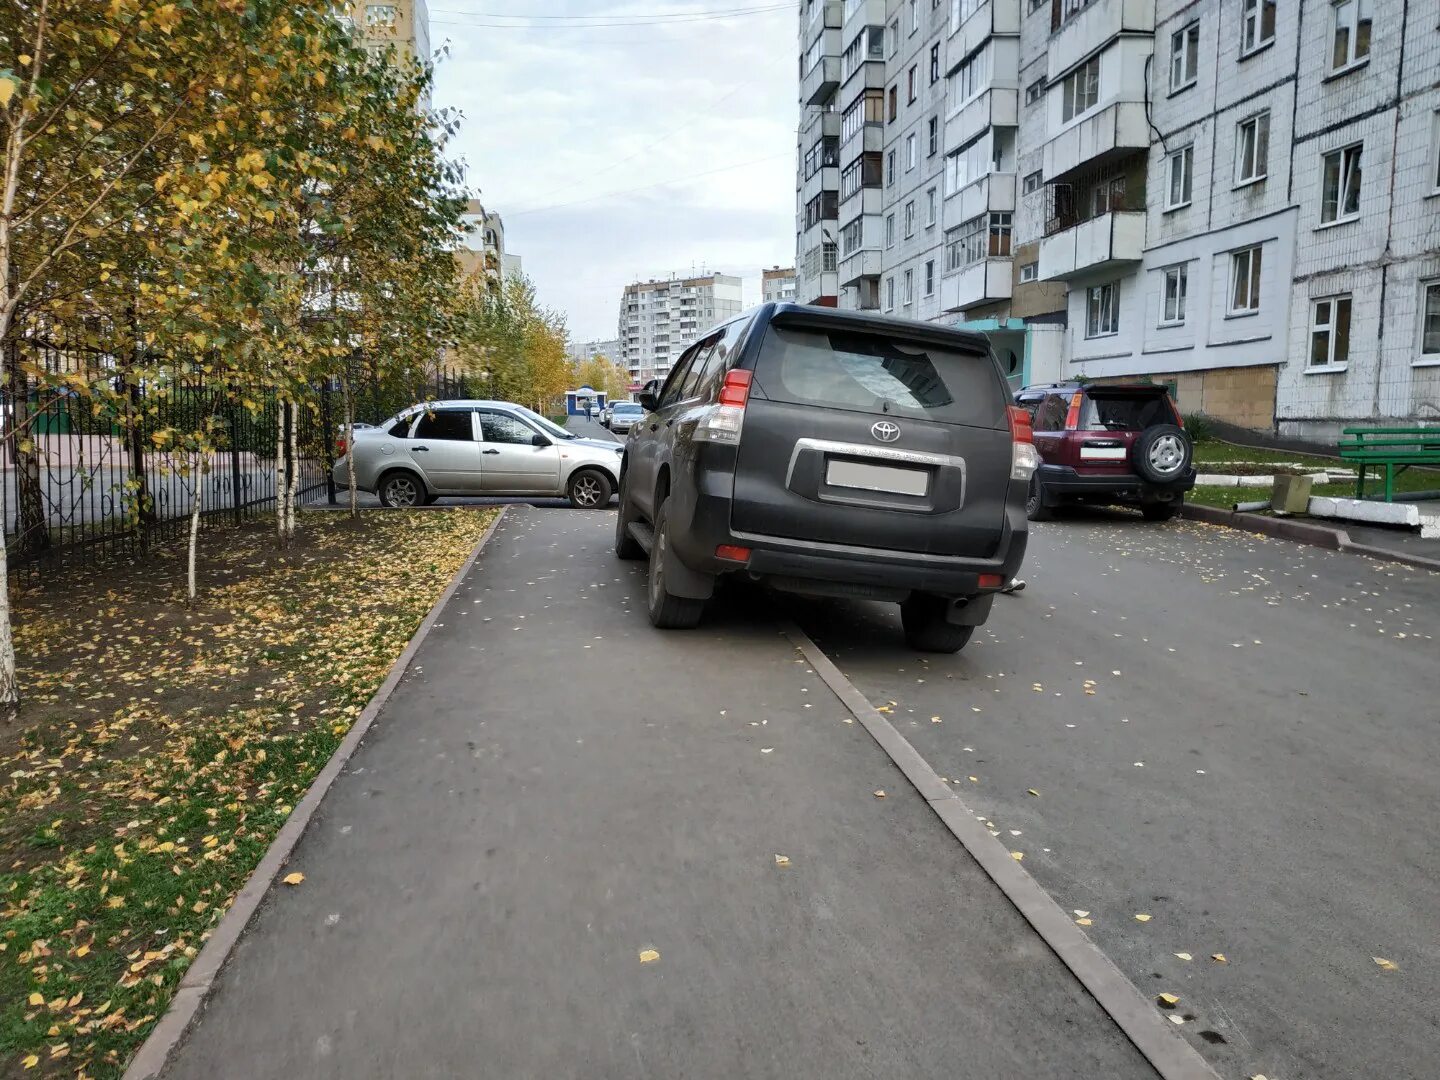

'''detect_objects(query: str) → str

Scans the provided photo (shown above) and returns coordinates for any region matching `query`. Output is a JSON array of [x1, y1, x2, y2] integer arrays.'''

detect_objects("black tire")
[[614, 473, 645, 560], [1142, 501, 1180, 522], [1026, 475, 1054, 521], [567, 468, 612, 510], [647, 498, 706, 629], [1132, 424, 1192, 485], [900, 593, 975, 654], [378, 471, 426, 508], [423, 494, 440, 506]]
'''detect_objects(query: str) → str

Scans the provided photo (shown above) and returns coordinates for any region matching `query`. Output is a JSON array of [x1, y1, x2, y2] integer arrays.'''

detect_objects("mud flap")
[[947, 593, 993, 627]]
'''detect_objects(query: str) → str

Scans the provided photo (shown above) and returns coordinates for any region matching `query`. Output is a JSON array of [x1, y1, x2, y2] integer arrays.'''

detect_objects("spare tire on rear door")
[[1131, 424, 1192, 485]]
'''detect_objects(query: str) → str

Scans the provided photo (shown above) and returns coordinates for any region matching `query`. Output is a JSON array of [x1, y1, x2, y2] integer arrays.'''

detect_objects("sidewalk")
[[157, 507, 1154, 1079]]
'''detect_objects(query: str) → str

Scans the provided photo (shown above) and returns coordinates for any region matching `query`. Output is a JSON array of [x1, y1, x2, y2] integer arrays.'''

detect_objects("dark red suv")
[[1014, 382, 1194, 521]]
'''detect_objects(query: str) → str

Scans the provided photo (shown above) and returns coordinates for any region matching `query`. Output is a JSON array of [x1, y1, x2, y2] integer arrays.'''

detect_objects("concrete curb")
[[1181, 503, 1440, 573], [122, 507, 509, 1080], [780, 621, 1221, 1080]]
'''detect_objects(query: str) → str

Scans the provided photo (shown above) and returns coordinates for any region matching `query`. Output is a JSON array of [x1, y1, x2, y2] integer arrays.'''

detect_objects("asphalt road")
[[160, 507, 1153, 1080], [783, 509, 1440, 1080]]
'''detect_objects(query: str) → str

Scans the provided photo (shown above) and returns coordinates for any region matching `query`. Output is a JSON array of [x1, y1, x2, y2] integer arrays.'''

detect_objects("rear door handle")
[[483, 449, 500, 455], [413, 445, 430, 452]]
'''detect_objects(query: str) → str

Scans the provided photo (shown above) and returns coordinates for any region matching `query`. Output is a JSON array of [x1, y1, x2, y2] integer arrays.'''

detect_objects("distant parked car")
[[334, 400, 624, 509], [1014, 381, 1194, 521], [600, 403, 616, 428], [608, 402, 645, 435]]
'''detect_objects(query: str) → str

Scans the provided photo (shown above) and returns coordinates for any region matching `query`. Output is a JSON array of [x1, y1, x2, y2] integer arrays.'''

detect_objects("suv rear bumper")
[[1036, 464, 1195, 503], [669, 481, 1028, 600]]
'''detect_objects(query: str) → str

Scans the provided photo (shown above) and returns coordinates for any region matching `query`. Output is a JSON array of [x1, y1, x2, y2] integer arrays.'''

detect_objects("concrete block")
[[1307, 496, 1421, 527], [1272, 474, 1313, 513]]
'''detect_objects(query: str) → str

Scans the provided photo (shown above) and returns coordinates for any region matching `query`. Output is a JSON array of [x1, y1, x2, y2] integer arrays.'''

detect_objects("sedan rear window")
[[1081, 393, 1174, 431], [754, 325, 1006, 427]]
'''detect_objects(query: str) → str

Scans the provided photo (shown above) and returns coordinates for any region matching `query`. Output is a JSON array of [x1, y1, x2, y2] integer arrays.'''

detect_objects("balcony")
[[838, 247, 882, 286], [800, 105, 842, 142], [946, 88, 1018, 155], [948, 171, 1015, 222], [837, 185, 883, 219], [802, 54, 841, 106], [799, 218, 839, 259], [1042, 101, 1149, 184], [1048, 0, 1153, 76], [839, 121, 884, 163], [806, 0, 844, 33], [1038, 210, 1144, 281], [942, 259, 1013, 312], [949, 0, 1021, 56], [802, 164, 840, 204], [839, 57, 886, 95]]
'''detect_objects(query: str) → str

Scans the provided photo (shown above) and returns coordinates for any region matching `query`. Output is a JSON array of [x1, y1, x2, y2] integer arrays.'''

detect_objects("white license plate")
[[826, 458, 929, 496], [1080, 446, 1128, 461]]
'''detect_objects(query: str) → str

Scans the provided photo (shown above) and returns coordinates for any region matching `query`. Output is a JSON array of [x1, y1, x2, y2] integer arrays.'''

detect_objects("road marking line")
[[779, 619, 1221, 1080]]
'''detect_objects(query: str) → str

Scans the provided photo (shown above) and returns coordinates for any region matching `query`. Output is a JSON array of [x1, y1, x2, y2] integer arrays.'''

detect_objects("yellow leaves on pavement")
[[1175, 952, 1193, 961], [1211, 953, 1228, 963], [1134, 913, 1152, 922], [1157, 993, 1180, 1006], [1373, 956, 1399, 972], [1075, 918, 1093, 926], [1010, 851, 1024, 861], [774, 855, 790, 867], [282, 872, 305, 886], [873, 790, 887, 798], [638, 949, 660, 964]]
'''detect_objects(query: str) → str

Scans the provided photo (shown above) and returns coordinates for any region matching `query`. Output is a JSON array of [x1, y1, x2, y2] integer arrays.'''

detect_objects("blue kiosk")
[[565, 385, 607, 417]]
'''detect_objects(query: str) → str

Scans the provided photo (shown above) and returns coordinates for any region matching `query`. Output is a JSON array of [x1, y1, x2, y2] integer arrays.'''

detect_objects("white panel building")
[[794, 0, 1440, 438], [616, 274, 745, 384]]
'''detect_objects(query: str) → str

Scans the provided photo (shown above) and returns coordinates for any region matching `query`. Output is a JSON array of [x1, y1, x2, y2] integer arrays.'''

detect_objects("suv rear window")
[[755, 325, 1006, 427], [1080, 392, 1174, 431]]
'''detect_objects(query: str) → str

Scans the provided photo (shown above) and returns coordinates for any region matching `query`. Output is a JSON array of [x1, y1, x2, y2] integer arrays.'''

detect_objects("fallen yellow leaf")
[[1211, 953, 1228, 963], [638, 948, 660, 963], [1076, 917, 1093, 926], [1073, 909, 1090, 918], [774, 854, 790, 867], [1158, 992, 1180, 1005], [1373, 956, 1399, 972], [21, 1054, 39, 1069], [1010, 851, 1024, 861], [28, 992, 43, 1006], [873, 790, 886, 798], [1134, 913, 1152, 922], [1168, 1015, 1186, 1025], [282, 872, 305, 886], [1027, 788, 1040, 797], [968, 775, 979, 782], [1175, 952, 1192, 961]]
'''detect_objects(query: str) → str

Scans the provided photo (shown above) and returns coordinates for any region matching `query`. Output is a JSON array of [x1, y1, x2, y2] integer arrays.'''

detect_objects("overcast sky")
[[431, 2, 798, 344]]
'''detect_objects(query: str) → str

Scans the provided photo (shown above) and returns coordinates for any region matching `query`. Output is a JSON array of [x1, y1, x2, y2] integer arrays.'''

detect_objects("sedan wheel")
[[380, 473, 424, 508], [567, 469, 612, 510]]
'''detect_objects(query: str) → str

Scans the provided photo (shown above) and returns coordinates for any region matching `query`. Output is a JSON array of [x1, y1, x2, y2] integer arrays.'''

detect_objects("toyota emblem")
[[871, 420, 901, 443]]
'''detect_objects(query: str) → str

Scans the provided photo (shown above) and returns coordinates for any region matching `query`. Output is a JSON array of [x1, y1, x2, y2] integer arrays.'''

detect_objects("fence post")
[[321, 383, 337, 505], [228, 400, 243, 526]]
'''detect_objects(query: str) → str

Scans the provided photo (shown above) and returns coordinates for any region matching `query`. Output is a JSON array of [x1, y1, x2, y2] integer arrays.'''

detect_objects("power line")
[[506, 151, 790, 217], [428, 5, 791, 29], [430, 3, 791, 20]]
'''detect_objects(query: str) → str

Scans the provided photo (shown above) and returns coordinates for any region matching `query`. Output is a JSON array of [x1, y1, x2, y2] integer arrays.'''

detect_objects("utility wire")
[[428, 5, 791, 29], [430, 3, 791, 20]]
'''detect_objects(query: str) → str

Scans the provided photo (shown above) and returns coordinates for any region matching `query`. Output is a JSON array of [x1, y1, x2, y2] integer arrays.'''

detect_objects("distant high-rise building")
[[457, 199, 521, 283], [350, 1, 431, 67], [761, 267, 799, 304], [617, 273, 744, 383], [567, 339, 622, 368]]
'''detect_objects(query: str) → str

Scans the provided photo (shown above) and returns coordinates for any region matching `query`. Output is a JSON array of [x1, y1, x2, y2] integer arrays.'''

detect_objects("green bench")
[[1338, 427, 1440, 502]]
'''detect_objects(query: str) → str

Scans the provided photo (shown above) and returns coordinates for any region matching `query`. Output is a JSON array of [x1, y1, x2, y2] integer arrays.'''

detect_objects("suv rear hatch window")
[[732, 323, 1014, 557], [1080, 390, 1175, 431]]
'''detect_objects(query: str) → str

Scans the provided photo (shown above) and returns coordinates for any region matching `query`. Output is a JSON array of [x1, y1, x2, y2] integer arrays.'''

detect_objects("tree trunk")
[[285, 399, 297, 541], [275, 401, 286, 547]]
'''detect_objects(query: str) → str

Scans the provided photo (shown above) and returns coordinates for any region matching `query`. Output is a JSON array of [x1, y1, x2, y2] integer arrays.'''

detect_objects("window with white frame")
[[841, 218, 863, 255], [1022, 170, 1043, 194], [1241, 0, 1276, 55], [366, 3, 398, 27], [1062, 56, 1100, 123], [1086, 282, 1120, 337], [889, 18, 899, 57], [989, 212, 1012, 256], [930, 44, 940, 84], [1433, 111, 1440, 190], [925, 260, 935, 296], [1310, 295, 1352, 367], [1161, 265, 1188, 324], [1019, 262, 1038, 283], [886, 213, 896, 247], [1236, 111, 1270, 184], [904, 200, 916, 237], [1422, 282, 1440, 356], [910, 0, 919, 32], [1025, 77, 1045, 106], [906, 133, 917, 169], [948, 45, 992, 113], [926, 187, 937, 225], [885, 275, 895, 310], [945, 215, 986, 271], [1166, 145, 1193, 209], [904, 268, 915, 306], [886, 149, 896, 186], [928, 116, 938, 156], [944, 135, 993, 195], [1330, 0, 1371, 71], [1229, 246, 1263, 313], [1170, 24, 1199, 91], [1320, 143, 1362, 224]]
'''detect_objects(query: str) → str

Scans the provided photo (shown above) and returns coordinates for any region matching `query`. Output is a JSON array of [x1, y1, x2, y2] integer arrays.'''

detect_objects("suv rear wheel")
[[1132, 424, 1192, 485], [900, 593, 975, 654], [1026, 476, 1054, 521], [614, 473, 645, 560], [647, 498, 706, 629]]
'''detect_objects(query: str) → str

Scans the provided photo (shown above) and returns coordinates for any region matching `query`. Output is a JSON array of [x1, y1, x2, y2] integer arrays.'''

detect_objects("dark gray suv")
[[614, 303, 1038, 653]]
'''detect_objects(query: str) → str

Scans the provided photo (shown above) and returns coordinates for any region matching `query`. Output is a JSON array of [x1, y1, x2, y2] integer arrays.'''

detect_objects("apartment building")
[[457, 199, 522, 282], [616, 274, 745, 383], [350, 0, 432, 66], [566, 339, 622, 367], [762, 267, 800, 303], [796, 0, 1440, 437]]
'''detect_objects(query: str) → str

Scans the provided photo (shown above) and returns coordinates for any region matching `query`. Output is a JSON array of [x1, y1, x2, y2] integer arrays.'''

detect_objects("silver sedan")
[[607, 402, 646, 435], [334, 400, 625, 508]]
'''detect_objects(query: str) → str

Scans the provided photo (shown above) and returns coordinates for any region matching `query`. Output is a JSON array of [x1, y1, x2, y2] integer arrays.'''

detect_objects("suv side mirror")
[[531, 433, 551, 447], [637, 390, 659, 412]]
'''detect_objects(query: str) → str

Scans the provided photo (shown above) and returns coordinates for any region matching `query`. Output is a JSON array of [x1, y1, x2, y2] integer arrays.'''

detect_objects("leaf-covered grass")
[[0, 509, 496, 1077], [1188, 439, 1440, 509]]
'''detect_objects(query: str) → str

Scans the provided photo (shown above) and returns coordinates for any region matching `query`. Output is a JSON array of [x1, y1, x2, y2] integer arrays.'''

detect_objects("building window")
[[1086, 282, 1120, 337], [822, 242, 837, 272], [926, 186, 937, 225], [930, 43, 940, 83], [910, 0, 919, 32], [1330, 0, 1371, 71], [904, 200, 916, 237], [908, 66, 918, 103], [925, 260, 935, 296], [1161, 265, 1188, 324], [989, 212, 1012, 256], [903, 268, 915, 306], [886, 213, 896, 247], [885, 275, 895, 311], [1310, 295, 1352, 367], [1422, 283, 1440, 355], [841, 218, 864, 255], [1062, 56, 1100, 123], [1229, 246, 1263, 314], [888, 85, 898, 122], [945, 216, 984, 271], [1019, 261, 1038, 283], [1433, 111, 1440, 191], [1025, 77, 1045, 105], [1241, 0, 1276, 56], [906, 133, 917, 169], [948, 43, 992, 111], [928, 116, 938, 156], [886, 149, 896, 186], [1236, 111, 1270, 185], [889, 17, 900, 57], [841, 89, 885, 142], [1166, 145, 1193, 209], [365, 3, 398, 27], [1320, 143, 1363, 224], [1022, 169, 1043, 194], [1170, 23, 1199, 91]]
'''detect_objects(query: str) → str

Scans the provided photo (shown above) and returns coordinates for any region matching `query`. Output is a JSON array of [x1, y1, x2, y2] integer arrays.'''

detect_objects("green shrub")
[[1182, 411, 1215, 441]]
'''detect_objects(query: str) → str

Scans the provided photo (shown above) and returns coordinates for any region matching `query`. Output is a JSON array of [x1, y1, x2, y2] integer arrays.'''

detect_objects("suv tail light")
[[1007, 405, 1041, 482], [1064, 393, 1083, 430], [1169, 397, 1184, 426], [695, 369, 752, 445]]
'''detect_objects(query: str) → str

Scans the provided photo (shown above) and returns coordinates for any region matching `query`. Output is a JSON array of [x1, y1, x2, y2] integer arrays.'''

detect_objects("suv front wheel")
[[900, 594, 975, 654]]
